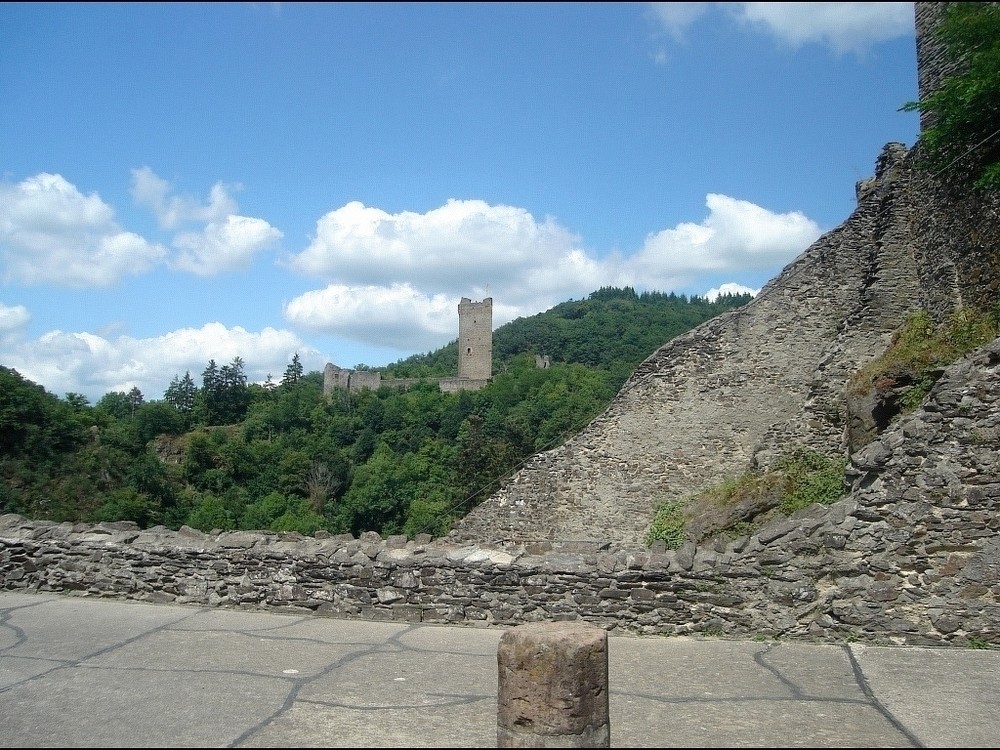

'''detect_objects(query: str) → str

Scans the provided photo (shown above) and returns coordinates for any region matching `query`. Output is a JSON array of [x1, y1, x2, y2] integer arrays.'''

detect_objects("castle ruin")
[[323, 296, 494, 396], [457, 297, 493, 381]]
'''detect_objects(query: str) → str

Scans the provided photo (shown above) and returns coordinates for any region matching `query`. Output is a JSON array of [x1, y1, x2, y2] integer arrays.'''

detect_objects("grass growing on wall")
[[645, 449, 848, 549], [848, 307, 1000, 413], [774, 449, 849, 516], [645, 500, 687, 550]]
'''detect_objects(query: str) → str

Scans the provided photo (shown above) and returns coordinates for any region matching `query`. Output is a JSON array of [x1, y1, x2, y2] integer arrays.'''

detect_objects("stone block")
[[497, 621, 609, 747]]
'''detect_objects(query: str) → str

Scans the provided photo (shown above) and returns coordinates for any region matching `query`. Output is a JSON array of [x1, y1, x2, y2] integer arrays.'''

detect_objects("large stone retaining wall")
[[455, 137, 1000, 550], [452, 142, 926, 548], [452, 4, 1000, 549]]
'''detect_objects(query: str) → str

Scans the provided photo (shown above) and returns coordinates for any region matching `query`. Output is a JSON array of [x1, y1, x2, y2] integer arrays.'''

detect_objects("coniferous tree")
[[282, 353, 304, 387], [199, 359, 221, 424], [164, 371, 197, 423], [126, 387, 144, 419]]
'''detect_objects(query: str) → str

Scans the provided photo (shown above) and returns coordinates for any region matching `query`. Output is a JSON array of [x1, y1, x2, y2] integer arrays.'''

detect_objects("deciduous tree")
[[903, 2, 1000, 190]]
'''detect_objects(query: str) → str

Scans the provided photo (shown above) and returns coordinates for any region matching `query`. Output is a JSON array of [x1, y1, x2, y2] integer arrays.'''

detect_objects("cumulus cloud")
[[0, 302, 30, 342], [731, 2, 914, 55], [288, 199, 590, 293], [171, 215, 283, 275], [0, 173, 167, 287], [284, 283, 461, 351], [0, 302, 30, 330], [648, 2, 913, 56], [282, 194, 820, 351], [703, 282, 760, 302], [130, 167, 283, 275], [2, 322, 325, 402], [626, 194, 822, 286], [2, 189, 822, 395], [131, 166, 238, 229], [283, 199, 614, 348]]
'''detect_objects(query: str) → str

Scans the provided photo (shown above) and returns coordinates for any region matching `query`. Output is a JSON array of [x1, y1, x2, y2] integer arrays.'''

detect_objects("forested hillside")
[[0, 288, 749, 538]]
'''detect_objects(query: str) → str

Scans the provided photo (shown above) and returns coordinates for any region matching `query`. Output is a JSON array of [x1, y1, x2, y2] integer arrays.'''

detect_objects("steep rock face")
[[454, 142, 1000, 551]]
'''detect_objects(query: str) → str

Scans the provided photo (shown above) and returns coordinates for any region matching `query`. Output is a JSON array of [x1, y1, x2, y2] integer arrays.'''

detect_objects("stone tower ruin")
[[323, 295, 494, 395], [457, 297, 493, 381]]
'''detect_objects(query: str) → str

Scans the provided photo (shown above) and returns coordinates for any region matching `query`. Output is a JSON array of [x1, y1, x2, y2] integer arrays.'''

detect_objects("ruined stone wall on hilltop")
[[453, 143, 940, 549], [453, 1, 1000, 549]]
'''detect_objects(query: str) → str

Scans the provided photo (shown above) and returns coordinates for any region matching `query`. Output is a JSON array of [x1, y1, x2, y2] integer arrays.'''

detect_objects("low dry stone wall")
[[0, 501, 993, 648]]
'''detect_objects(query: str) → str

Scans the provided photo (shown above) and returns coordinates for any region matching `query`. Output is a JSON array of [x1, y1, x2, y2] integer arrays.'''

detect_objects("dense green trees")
[[903, 2, 1000, 190], [164, 371, 197, 425], [199, 357, 251, 425], [1, 367, 85, 459], [0, 288, 750, 538]]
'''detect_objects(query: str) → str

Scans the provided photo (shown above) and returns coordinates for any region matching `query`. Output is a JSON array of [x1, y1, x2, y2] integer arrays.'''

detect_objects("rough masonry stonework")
[[453, 140, 1000, 550]]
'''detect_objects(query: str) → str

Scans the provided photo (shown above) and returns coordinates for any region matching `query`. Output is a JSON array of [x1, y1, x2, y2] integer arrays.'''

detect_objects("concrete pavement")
[[1, 591, 998, 748]]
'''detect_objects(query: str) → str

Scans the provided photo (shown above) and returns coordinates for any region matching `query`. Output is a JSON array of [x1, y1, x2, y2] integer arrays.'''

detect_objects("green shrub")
[[645, 500, 687, 549], [775, 449, 848, 515], [849, 307, 1000, 414], [646, 448, 849, 549], [901, 2, 1000, 191]]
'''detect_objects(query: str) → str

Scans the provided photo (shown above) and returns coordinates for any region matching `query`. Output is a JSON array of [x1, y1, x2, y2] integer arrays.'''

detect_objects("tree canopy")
[[0, 289, 750, 538], [903, 2, 1000, 190]]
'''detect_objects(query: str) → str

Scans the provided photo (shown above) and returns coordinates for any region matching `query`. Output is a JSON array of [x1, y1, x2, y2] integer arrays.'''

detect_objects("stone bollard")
[[496, 621, 610, 748]]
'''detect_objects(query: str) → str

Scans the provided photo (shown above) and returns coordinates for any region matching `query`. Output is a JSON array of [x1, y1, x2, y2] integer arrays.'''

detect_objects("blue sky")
[[0, 2, 920, 402]]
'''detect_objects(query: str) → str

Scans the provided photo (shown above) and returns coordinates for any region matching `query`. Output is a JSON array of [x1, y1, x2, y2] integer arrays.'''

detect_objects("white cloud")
[[703, 282, 760, 301], [131, 166, 238, 229], [3, 322, 325, 402], [283, 199, 611, 349], [624, 193, 821, 287], [648, 2, 913, 57], [0, 174, 167, 287], [2, 189, 822, 396], [288, 199, 588, 293], [171, 215, 283, 275], [282, 194, 820, 352], [730, 2, 914, 55], [0, 302, 30, 342], [0, 302, 30, 330], [648, 2, 712, 41], [284, 283, 461, 351], [130, 167, 283, 275]]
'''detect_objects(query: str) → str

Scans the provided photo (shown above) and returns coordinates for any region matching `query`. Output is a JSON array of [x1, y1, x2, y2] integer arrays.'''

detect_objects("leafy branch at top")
[[902, 2, 1000, 190]]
